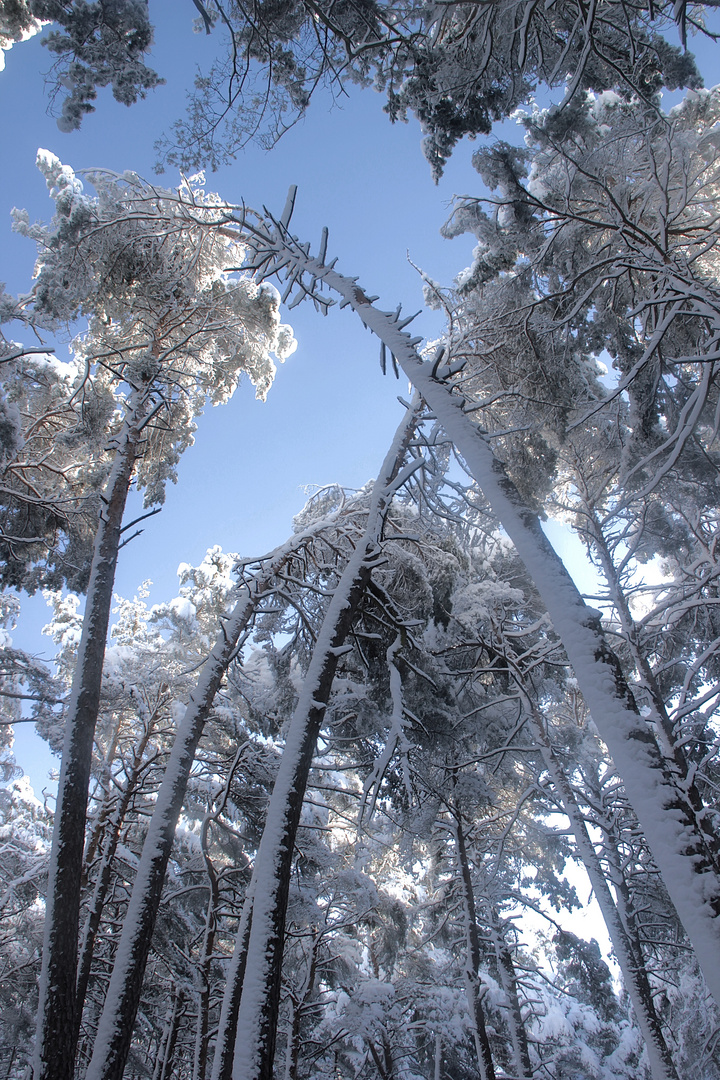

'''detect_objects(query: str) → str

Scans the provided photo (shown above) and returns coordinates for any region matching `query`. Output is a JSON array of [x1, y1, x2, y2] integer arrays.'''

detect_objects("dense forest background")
[[2, 3, 720, 1079]]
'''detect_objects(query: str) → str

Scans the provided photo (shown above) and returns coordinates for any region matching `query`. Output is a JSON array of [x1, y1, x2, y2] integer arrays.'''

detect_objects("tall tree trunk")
[[82, 718, 122, 879], [487, 909, 533, 1080], [85, 507, 369, 1080], [452, 811, 497, 1080], [152, 988, 185, 1080], [194, 890, 218, 1080], [282, 931, 319, 1080], [229, 403, 422, 1080], [210, 885, 254, 1080], [194, 748, 249, 1080], [257, 235, 720, 1005], [75, 713, 159, 1027], [33, 393, 148, 1080], [512, 680, 680, 1080]]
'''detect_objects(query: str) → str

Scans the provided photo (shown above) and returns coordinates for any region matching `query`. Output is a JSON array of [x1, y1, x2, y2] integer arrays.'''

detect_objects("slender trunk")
[[194, 891, 218, 1080], [82, 718, 122, 880], [367, 1037, 394, 1080], [75, 720, 157, 1026], [194, 748, 247, 1080], [230, 404, 421, 1080], [86, 510, 361, 1080], [516, 687, 680, 1080], [487, 910, 533, 1080], [152, 988, 185, 1080], [266, 242, 720, 1004], [283, 931, 319, 1080], [4, 1046, 16, 1080], [33, 395, 147, 1080], [283, 997, 302, 1080], [453, 812, 497, 1080], [210, 886, 254, 1080], [434, 1034, 442, 1080]]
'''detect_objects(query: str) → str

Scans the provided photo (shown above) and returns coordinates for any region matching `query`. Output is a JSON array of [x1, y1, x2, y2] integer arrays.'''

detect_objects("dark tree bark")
[[210, 887, 254, 1080], [75, 714, 159, 1027]]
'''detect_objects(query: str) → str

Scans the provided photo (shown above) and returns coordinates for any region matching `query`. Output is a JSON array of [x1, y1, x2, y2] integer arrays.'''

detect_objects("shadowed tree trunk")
[[75, 706, 162, 1029], [210, 885, 254, 1080]]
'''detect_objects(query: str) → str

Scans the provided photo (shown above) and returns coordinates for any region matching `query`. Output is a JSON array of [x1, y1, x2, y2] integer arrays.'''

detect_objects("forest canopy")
[[2, 4, 720, 1080]]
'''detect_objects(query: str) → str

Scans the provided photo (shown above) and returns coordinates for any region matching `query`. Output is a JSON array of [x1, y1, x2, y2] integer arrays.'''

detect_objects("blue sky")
[[1, 5, 718, 787], [1, 7, 487, 597]]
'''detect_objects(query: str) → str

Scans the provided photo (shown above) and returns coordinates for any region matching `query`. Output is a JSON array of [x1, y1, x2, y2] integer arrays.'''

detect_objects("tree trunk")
[[282, 931, 319, 1080], [577, 496, 720, 866], [515, 684, 680, 1080], [263, 240, 720, 1006], [452, 812, 497, 1080], [487, 909, 533, 1080], [367, 1037, 394, 1080], [83, 574, 269, 1080], [75, 715, 158, 1027], [210, 885, 254, 1080], [152, 988, 185, 1080], [33, 394, 147, 1080], [194, 748, 248, 1080], [229, 403, 422, 1080]]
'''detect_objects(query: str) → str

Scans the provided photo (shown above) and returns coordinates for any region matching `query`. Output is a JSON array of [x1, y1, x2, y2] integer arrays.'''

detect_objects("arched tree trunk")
[[247, 227, 720, 1006], [574, 493, 720, 866]]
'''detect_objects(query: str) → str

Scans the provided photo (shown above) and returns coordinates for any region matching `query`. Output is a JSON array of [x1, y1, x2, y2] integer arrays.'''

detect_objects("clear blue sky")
[[1, 5, 717, 788], [1, 7, 488, 594]]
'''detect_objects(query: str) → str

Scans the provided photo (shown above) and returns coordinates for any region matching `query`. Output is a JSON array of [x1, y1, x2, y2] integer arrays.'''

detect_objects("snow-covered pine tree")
[[13, 155, 295, 1080]]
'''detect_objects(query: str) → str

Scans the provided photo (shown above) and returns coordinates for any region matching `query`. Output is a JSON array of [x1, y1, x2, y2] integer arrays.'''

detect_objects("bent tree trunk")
[[84, 506, 368, 1080], [33, 393, 148, 1080], [253, 230, 720, 1006], [229, 403, 422, 1080]]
